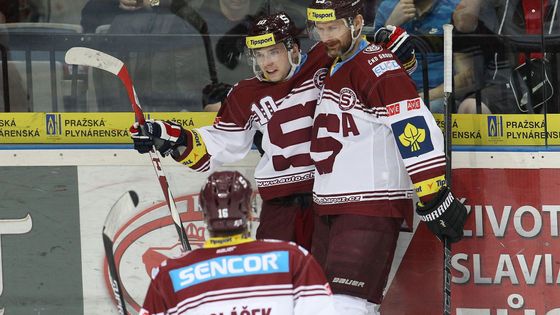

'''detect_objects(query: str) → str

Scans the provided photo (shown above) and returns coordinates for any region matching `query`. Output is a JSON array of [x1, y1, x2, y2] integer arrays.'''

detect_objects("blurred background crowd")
[[1, 0, 558, 115]]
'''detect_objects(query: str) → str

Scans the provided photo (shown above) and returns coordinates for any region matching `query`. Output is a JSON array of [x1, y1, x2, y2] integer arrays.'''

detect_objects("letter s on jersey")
[[311, 113, 359, 174]]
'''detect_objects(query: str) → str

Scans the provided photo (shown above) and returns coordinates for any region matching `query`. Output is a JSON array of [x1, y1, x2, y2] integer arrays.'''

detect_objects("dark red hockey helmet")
[[199, 171, 253, 234], [307, 0, 364, 23], [245, 11, 299, 50]]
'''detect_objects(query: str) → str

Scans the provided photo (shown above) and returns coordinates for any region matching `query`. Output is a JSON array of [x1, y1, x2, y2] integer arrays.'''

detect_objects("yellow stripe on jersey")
[[203, 234, 255, 248], [246, 33, 276, 49], [414, 175, 446, 198], [178, 129, 208, 167], [307, 8, 337, 21]]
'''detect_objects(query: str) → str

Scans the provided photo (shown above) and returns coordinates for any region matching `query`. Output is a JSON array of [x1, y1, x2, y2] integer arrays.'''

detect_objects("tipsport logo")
[[487, 115, 504, 138], [45, 114, 62, 136]]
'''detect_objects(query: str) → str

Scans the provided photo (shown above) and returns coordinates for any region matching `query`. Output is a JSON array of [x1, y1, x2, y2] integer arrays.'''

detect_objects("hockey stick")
[[65, 47, 191, 251], [102, 190, 139, 315], [442, 24, 453, 315], [172, 3, 218, 84]]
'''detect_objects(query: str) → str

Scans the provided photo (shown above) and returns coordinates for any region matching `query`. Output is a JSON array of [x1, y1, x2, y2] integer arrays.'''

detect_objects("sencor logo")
[[169, 251, 289, 291]]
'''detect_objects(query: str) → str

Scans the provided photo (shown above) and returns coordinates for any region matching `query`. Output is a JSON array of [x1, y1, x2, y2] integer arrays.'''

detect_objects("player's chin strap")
[[341, 17, 364, 60]]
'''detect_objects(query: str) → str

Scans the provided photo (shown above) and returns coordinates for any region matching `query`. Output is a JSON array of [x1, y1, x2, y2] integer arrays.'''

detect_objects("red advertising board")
[[382, 169, 560, 314]]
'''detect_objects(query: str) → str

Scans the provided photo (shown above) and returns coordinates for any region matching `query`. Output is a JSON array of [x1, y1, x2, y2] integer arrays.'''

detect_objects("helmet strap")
[[341, 17, 364, 59], [284, 46, 302, 81]]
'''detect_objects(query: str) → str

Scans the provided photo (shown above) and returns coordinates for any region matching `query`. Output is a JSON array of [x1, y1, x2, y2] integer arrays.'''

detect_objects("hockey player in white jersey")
[[139, 171, 336, 315], [128, 11, 417, 253], [130, 12, 333, 251], [306, 0, 468, 314]]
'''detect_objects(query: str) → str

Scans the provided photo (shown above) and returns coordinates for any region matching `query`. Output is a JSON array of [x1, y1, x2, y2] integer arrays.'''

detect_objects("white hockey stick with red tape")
[[65, 47, 191, 251]]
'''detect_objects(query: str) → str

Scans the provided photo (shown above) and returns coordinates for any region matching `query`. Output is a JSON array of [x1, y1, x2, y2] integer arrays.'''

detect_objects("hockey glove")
[[373, 25, 417, 74], [202, 82, 232, 109], [215, 22, 250, 70], [129, 120, 187, 157], [416, 186, 467, 243]]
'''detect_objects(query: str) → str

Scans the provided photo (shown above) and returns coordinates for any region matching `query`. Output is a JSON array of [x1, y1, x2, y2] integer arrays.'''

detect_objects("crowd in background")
[[0, 0, 558, 114]]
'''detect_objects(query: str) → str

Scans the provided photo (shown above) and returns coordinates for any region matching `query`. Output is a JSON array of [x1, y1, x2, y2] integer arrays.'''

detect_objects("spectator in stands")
[[81, 0, 122, 33], [374, 0, 475, 113], [454, 0, 557, 114], [84, 0, 264, 112], [0, 0, 31, 112]]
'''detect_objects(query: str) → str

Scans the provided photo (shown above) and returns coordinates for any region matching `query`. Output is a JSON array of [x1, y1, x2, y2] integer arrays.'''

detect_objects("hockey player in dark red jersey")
[[139, 171, 336, 315], [306, 0, 467, 314], [129, 12, 416, 252], [130, 12, 330, 251]]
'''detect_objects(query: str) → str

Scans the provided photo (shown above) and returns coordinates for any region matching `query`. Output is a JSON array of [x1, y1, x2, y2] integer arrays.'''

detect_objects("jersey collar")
[[329, 39, 369, 76]]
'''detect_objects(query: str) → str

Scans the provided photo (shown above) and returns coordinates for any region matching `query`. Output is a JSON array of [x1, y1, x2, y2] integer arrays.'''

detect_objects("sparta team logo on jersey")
[[313, 68, 328, 89], [339, 88, 357, 111], [363, 44, 382, 54]]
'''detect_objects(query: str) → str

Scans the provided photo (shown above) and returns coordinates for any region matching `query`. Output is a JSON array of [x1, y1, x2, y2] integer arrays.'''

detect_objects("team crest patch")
[[391, 116, 434, 158], [313, 68, 328, 89], [339, 88, 357, 111], [363, 44, 382, 54]]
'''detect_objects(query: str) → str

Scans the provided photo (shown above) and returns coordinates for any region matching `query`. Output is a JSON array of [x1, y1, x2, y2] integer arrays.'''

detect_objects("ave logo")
[[407, 99, 421, 111], [386, 103, 400, 116]]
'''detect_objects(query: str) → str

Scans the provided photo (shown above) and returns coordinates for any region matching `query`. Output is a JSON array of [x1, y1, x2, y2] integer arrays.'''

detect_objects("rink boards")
[[0, 147, 559, 314]]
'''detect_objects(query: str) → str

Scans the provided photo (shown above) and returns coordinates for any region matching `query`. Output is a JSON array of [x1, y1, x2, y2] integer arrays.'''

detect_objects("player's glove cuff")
[[129, 122, 153, 154], [416, 186, 467, 243], [147, 120, 188, 157]]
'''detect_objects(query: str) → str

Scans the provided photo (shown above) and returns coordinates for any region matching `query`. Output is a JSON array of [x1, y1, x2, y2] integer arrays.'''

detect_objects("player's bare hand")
[[386, 0, 416, 26]]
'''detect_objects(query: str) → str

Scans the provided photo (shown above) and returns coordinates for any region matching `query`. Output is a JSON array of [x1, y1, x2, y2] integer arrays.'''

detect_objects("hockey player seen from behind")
[[139, 171, 337, 315], [306, 0, 468, 314], [129, 11, 417, 252]]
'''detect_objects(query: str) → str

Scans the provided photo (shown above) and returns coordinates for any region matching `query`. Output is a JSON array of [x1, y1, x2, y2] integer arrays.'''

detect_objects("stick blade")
[[65, 47, 124, 76], [103, 190, 139, 240]]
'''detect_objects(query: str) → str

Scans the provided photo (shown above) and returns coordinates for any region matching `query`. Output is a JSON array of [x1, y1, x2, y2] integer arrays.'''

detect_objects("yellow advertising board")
[[0, 112, 216, 144], [0, 112, 559, 145], [434, 114, 560, 146]]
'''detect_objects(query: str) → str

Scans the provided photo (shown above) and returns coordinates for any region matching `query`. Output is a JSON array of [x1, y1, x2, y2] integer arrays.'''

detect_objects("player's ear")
[[354, 14, 364, 29]]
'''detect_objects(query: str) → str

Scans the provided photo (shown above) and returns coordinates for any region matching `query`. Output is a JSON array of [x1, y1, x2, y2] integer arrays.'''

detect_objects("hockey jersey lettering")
[[169, 251, 289, 291], [141, 240, 336, 315]]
